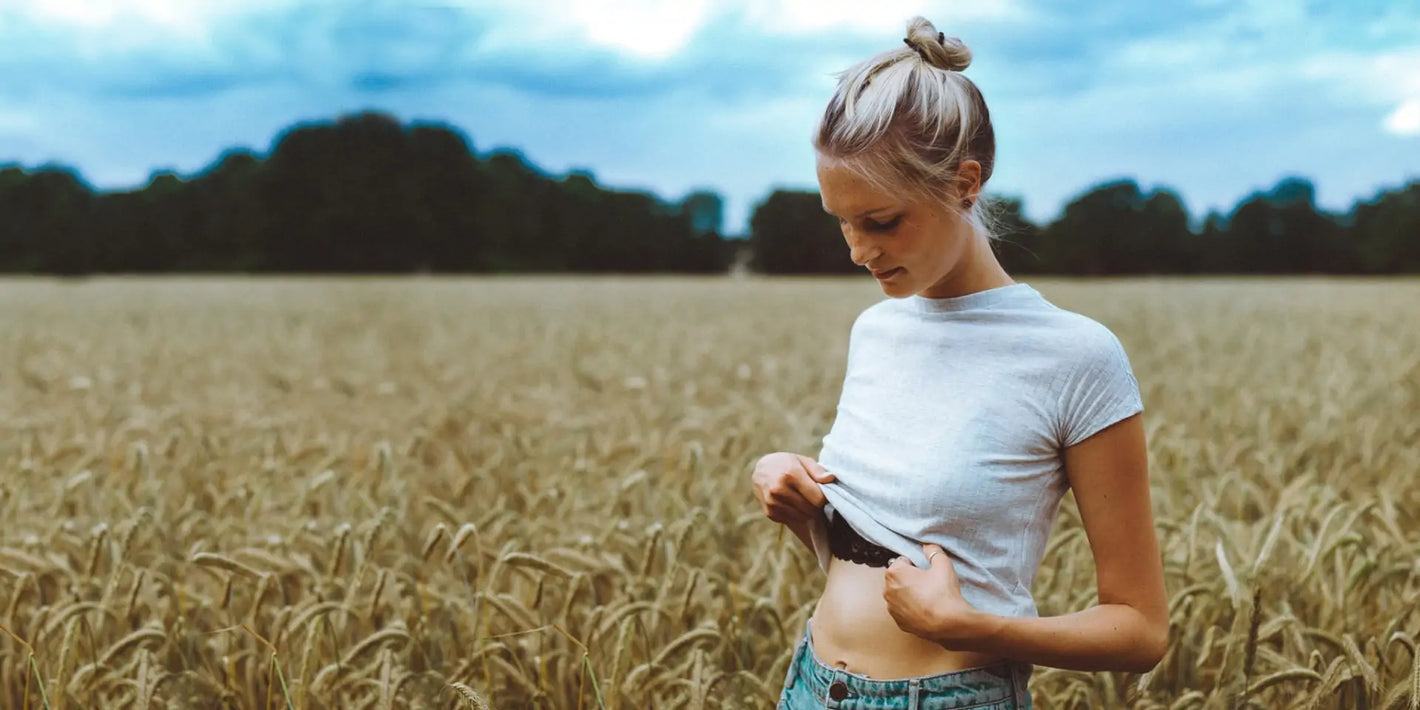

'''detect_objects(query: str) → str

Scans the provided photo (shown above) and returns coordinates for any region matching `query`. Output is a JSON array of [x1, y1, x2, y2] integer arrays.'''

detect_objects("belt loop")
[[907, 677, 921, 710], [782, 648, 798, 694], [783, 626, 805, 692], [1013, 661, 1032, 709]]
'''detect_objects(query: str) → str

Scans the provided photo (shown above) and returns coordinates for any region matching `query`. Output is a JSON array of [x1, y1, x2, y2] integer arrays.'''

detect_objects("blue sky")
[[1, 0, 1417, 234]]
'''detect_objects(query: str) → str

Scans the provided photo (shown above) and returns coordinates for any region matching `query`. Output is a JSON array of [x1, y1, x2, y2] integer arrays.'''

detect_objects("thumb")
[[804, 458, 836, 483], [922, 543, 955, 574], [922, 543, 947, 565]]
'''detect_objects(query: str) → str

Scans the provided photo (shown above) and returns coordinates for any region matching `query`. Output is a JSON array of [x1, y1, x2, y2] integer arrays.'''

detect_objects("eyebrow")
[[822, 204, 897, 219]]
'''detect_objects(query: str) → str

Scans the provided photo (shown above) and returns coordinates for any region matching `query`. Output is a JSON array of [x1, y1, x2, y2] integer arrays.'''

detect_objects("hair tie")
[[902, 36, 929, 62]]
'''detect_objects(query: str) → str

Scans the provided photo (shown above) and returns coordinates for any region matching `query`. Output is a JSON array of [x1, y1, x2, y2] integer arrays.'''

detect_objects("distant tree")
[[1223, 177, 1348, 273], [187, 149, 267, 271], [1351, 182, 1420, 273], [672, 191, 734, 273], [1040, 180, 1194, 275], [1195, 212, 1229, 272], [681, 191, 724, 237], [0, 166, 94, 274], [749, 190, 851, 274], [265, 111, 423, 271], [475, 150, 557, 271], [2, 111, 1418, 276], [406, 123, 485, 271], [1141, 189, 1198, 272]]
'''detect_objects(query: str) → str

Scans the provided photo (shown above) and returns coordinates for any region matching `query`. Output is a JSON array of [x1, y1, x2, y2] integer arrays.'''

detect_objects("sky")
[[1, 0, 1417, 234]]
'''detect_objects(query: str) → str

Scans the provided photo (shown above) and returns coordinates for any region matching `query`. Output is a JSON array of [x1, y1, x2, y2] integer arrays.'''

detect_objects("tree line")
[[0, 112, 729, 274], [1, 110, 1416, 275], [752, 178, 1420, 275]]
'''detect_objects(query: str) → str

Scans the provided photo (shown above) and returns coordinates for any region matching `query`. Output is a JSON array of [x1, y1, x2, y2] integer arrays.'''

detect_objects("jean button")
[[828, 680, 848, 701]]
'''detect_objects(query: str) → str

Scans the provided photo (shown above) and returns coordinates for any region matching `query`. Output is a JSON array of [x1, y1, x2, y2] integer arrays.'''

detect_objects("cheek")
[[896, 230, 935, 265], [926, 224, 966, 260]]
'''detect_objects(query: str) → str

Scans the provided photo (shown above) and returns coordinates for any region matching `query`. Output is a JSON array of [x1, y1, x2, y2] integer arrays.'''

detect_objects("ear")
[[956, 159, 982, 208]]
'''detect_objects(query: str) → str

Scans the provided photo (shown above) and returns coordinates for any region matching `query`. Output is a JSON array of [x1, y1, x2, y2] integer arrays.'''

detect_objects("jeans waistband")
[[788, 618, 1031, 707]]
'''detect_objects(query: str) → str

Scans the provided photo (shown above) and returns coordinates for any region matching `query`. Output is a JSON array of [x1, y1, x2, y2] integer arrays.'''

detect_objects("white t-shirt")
[[809, 282, 1144, 619]]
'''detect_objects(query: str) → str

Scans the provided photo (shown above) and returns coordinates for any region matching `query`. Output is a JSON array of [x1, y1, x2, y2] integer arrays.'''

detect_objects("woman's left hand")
[[883, 543, 982, 646]]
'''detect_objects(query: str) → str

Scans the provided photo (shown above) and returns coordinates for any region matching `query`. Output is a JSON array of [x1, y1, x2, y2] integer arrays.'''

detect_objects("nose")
[[843, 228, 881, 267]]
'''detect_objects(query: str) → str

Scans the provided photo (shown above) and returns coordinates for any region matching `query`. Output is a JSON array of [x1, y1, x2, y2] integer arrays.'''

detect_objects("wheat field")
[[1, 276, 1417, 709]]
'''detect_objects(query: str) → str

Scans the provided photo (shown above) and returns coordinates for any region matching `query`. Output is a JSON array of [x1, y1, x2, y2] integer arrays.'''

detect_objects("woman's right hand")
[[750, 452, 837, 527]]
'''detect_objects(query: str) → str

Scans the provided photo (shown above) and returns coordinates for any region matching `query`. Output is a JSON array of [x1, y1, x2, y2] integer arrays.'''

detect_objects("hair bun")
[[904, 16, 971, 72]]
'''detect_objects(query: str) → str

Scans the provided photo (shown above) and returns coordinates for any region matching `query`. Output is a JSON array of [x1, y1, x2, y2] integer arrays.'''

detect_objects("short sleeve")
[[1055, 324, 1144, 449]]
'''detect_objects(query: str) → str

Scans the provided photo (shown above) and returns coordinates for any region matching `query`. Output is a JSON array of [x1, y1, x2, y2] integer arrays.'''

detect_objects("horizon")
[[1, 0, 1417, 233], [4, 109, 1413, 239]]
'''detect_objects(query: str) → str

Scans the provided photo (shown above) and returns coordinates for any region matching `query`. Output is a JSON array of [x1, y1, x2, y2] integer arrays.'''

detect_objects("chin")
[[878, 281, 914, 298]]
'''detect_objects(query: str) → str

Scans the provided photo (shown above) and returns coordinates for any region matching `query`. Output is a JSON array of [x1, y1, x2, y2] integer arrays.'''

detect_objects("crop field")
[[1, 276, 1418, 709]]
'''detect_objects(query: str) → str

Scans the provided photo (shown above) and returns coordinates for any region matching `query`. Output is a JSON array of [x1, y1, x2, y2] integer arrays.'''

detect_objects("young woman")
[[749, 17, 1169, 710]]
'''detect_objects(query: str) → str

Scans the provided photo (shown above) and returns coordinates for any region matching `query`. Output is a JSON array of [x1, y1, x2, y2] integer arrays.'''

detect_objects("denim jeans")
[[776, 619, 1033, 710]]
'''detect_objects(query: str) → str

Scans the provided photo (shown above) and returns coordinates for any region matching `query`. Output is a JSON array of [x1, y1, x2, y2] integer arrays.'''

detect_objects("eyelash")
[[835, 215, 902, 233], [862, 216, 901, 233]]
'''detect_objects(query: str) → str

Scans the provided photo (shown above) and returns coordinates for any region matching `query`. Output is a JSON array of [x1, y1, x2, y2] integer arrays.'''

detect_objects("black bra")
[[827, 512, 898, 568]]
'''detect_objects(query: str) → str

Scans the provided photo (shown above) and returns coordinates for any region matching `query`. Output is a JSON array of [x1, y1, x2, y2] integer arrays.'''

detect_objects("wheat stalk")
[[450, 682, 491, 709], [6, 278, 1419, 708]]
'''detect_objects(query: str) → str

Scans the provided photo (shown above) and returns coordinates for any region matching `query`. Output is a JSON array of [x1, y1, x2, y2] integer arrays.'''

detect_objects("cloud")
[[0, 1, 1040, 102], [1384, 98, 1420, 137], [1, 0, 1418, 232], [549, 0, 714, 59], [5, 0, 1417, 107], [741, 0, 1027, 35]]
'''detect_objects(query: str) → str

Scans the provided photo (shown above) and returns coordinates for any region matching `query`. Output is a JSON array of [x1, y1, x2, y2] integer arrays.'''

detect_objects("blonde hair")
[[814, 16, 999, 239]]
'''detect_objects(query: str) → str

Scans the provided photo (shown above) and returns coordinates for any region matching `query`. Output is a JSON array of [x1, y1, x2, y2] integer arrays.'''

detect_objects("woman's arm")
[[932, 413, 1169, 672]]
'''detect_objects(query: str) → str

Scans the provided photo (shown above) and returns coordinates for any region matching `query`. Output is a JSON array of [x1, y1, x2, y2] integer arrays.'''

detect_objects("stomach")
[[809, 555, 1003, 679]]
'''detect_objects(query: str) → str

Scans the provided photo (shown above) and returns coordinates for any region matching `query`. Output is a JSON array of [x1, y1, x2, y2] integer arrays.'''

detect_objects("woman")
[[750, 17, 1169, 710]]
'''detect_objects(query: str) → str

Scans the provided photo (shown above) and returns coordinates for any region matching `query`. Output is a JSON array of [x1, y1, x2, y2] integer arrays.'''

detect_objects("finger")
[[786, 470, 830, 508], [768, 500, 814, 524], [769, 490, 818, 521], [763, 496, 805, 522], [927, 551, 958, 580], [797, 455, 836, 483]]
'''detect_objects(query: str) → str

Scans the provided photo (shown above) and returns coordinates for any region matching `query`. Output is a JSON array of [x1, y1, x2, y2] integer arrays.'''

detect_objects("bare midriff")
[[808, 555, 1003, 679]]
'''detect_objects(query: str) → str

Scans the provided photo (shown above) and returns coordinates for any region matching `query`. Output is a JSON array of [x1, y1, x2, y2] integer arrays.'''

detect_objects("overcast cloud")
[[1, 0, 1417, 232]]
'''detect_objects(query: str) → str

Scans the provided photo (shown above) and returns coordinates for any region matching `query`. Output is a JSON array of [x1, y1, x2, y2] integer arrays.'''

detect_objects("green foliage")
[[748, 190, 854, 274], [0, 111, 732, 274], [1040, 180, 1196, 275], [748, 177, 1420, 275], [1, 111, 1416, 275]]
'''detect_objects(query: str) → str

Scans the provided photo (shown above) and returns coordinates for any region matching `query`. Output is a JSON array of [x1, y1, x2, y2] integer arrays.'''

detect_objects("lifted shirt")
[[810, 282, 1144, 619]]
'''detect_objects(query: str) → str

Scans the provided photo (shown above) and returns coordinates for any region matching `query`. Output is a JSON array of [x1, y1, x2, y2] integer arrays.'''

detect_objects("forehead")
[[815, 156, 899, 213]]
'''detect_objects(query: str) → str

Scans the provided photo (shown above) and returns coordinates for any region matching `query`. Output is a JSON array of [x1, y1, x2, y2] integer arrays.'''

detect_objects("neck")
[[919, 233, 1014, 299]]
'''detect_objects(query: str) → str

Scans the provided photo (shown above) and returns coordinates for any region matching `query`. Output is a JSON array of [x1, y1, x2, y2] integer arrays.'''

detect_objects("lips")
[[871, 267, 903, 279]]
